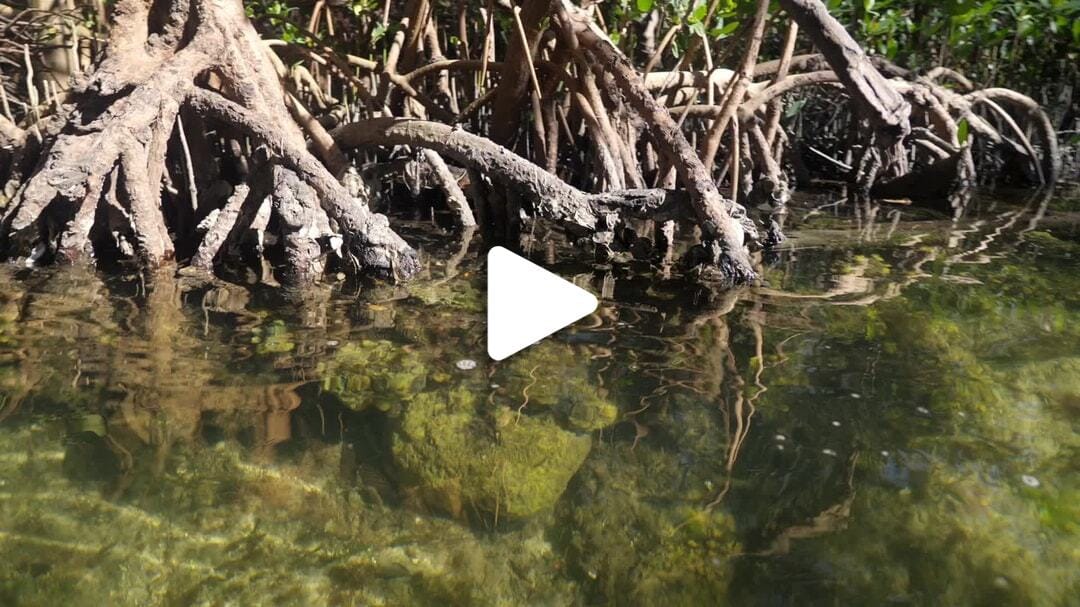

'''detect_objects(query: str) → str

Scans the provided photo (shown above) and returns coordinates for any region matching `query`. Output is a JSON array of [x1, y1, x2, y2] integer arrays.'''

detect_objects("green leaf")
[[784, 98, 807, 119], [636, 0, 654, 13], [689, 2, 708, 24], [372, 23, 388, 44], [886, 37, 898, 59], [957, 118, 970, 145], [711, 20, 739, 38]]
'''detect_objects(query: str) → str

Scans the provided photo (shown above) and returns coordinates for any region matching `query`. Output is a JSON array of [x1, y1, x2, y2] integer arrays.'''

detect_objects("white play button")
[[486, 246, 599, 361]]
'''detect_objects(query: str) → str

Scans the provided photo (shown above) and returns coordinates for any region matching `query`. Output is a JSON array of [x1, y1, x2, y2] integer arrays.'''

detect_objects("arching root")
[[0, 0, 418, 284]]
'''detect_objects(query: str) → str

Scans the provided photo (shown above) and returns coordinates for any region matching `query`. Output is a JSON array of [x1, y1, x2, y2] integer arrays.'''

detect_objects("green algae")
[[501, 342, 619, 432], [1022, 229, 1079, 257], [833, 253, 891, 278], [550, 386, 740, 605], [318, 340, 429, 412], [1, 195, 1079, 606], [558, 443, 740, 605], [391, 386, 592, 521], [742, 240, 1080, 604], [0, 423, 579, 606], [807, 465, 1080, 606], [250, 319, 296, 354], [408, 278, 483, 312]]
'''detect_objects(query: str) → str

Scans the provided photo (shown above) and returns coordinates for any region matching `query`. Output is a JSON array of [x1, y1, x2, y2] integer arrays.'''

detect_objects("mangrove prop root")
[[0, 0, 1062, 289], [333, 118, 702, 229], [0, 0, 418, 284], [556, 0, 757, 282]]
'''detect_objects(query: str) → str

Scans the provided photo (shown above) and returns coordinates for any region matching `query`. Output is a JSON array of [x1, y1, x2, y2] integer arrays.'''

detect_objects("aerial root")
[[0, 0, 420, 284]]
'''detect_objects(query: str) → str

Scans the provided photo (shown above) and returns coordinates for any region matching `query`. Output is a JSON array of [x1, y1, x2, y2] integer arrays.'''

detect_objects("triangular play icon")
[[487, 246, 598, 361]]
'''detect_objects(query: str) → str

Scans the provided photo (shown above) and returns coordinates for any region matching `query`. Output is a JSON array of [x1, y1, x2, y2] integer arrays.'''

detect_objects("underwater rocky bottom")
[[0, 192, 1078, 606]]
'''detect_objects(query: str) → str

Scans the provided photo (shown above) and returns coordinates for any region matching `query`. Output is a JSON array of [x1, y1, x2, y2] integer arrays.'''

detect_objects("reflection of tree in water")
[[0, 191, 1075, 604], [0, 243, 590, 604], [0, 267, 315, 486], [576, 189, 1073, 600], [729, 191, 1078, 603]]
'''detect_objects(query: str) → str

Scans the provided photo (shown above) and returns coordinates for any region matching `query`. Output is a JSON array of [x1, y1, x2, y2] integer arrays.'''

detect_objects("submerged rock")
[[558, 444, 740, 605], [391, 387, 591, 521], [62, 431, 122, 484], [502, 342, 619, 431], [319, 340, 428, 412], [811, 465, 1080, 606]]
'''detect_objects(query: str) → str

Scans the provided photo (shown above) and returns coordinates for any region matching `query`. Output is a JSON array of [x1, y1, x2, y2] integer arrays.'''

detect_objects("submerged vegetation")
[[0, 190, 1077, 604], [0, 0, 1078, 604]]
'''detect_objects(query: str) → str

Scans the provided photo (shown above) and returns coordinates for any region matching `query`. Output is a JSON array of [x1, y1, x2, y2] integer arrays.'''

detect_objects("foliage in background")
[[240, 0, 1078, 112], [828, 1, 1079, 97]]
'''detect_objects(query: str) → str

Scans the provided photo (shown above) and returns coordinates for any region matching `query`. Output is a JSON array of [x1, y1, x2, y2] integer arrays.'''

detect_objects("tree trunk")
[[777, 0, 911, 143], [556, 1, 757, 282], [0, 0, 419, 283]]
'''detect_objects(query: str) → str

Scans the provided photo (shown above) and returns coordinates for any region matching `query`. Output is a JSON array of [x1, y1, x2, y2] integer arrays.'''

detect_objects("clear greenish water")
[[0, 192, 1077, 606]]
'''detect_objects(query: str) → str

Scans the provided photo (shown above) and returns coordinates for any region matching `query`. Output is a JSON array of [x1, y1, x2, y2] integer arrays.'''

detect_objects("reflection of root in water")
[[708, 310, 761, 509], [515, 364, 539, 425], [756, 452, 860, 556]]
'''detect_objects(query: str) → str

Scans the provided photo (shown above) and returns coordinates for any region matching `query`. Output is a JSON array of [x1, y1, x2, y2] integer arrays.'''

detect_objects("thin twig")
[[478, 0, 495, 91], [512, 5, 543, 102], [175, 114, 200, 212]]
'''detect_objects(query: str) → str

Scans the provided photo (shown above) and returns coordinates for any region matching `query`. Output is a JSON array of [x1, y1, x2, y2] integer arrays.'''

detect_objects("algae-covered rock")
[[408, 278, 483, 312], [501, 342, 619, 431], [1014, 357, 1080, 411], [558, 444, 740, 605], [319, 340, 428, 411], [565, 392, 619, 432], [748, 263, 1080, 605], [1022, 230, 1079, 257], [391, 386, 591, 520], [809, 463, 1080, 606]]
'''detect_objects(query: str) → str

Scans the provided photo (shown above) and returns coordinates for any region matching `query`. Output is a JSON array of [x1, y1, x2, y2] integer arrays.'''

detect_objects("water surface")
[[0, 191, 1078, 605]]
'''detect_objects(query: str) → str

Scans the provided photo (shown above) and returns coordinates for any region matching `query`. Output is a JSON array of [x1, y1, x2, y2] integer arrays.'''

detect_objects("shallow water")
[[0, 191, 1078, 606]]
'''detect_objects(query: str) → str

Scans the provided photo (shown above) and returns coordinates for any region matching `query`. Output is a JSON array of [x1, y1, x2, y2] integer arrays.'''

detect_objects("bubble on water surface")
[[822, 449, 838, 457], [455, 359, 478, 370], [1021, 474, 1040, 488]]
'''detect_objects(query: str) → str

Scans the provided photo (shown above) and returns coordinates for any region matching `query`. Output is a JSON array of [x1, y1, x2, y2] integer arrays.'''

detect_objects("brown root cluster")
[[1, 0, 419, 286], [0, 0, 1061, 288]]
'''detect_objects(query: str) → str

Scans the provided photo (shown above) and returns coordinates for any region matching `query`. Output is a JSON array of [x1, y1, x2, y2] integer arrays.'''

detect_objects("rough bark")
[[332, 118, 696, 228], [270, 167, 325, 286], [777, 0, 911, 142], [556, 0, 757, 282], [188, 90, 419, 280], [700, 0, 770, 173], [0, 0, 419, 283], [420, 148, 476, 227], [489, 0, 553, 145]]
